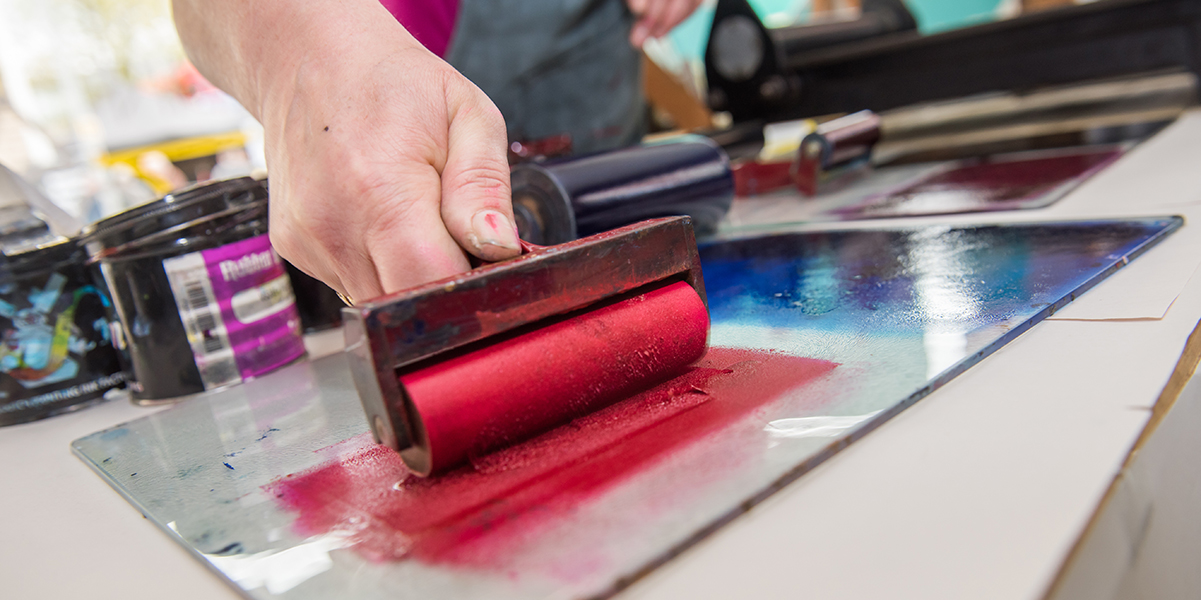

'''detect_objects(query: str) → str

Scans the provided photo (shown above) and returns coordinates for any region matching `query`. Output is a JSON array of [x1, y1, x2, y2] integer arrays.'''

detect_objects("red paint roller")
[[344, 217, 709, 476]]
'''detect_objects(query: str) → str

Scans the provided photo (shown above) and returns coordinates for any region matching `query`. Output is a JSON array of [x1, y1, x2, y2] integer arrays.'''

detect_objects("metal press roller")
[[344, 217, 710, 477]]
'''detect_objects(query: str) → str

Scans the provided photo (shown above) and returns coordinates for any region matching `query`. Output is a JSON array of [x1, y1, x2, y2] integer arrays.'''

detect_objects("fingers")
[[357, 157, 475, 299], [261, 38, 520, 303], [628, 0, 651, 46], [641, 0, 671, 39], [657, 0, 700, 37], [364, 84, 516, 298], [629, 0, 703, 47], [267, 189, 349, 300], [439, 85, 521, 263], [271, 156, 472, 303]]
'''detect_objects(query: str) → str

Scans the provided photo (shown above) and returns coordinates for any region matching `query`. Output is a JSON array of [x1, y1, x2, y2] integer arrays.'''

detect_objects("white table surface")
[[5, 113, 1201, 600]]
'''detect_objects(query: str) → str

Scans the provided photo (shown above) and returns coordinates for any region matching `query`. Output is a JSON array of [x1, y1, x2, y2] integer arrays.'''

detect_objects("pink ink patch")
[[266, 347, 837, 570]]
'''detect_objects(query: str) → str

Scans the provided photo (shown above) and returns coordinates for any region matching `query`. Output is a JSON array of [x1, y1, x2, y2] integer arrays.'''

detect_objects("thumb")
[[440, 90, 522, 262]]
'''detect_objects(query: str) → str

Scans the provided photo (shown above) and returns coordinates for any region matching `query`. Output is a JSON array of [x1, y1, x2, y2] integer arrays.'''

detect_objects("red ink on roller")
[[400, 280, 708, 473], [343, 217, 711, 476]]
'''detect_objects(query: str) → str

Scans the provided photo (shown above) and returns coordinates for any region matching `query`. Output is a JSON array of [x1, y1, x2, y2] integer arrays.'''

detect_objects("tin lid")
[[0, 162, 81, 236], [96, 197, 268, 263], [0, 205, 51, 241], [0, 234, 82, 283], [79, 177, 266, 257]]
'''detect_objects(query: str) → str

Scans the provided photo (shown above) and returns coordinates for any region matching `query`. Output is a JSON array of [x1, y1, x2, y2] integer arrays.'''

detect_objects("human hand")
[[174, 0, 520, 303], [627, 0, 705, 48], [262, 46, 520, 303]]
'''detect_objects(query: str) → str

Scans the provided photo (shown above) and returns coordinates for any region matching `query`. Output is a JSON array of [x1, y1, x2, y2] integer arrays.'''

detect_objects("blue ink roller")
[[509, 136, 735, 244]]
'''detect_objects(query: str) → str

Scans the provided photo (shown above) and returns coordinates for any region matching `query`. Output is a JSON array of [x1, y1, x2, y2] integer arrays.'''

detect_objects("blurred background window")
[[0, 0, 1082, 224], [0, 0, 264, 224]]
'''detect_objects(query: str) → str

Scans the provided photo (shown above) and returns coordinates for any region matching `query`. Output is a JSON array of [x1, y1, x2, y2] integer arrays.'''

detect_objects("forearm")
[[172, 0, 521, 300], [171, 0, 423, 121]]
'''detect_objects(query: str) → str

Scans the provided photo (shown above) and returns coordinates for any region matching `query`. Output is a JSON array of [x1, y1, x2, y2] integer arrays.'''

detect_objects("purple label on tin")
[[162, 233, 304, 390]]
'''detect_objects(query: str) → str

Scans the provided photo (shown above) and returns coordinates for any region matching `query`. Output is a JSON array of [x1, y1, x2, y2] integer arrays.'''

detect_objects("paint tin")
[[82, 177, 343, 333], [510, 136, 735, 244], [0, 234, 125, 426], [257, 179, 344, 332], [82, 178, 305, 403]]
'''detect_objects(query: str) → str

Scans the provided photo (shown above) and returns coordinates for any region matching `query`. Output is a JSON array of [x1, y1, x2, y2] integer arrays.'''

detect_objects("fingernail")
[[470, 210, 521, 261]]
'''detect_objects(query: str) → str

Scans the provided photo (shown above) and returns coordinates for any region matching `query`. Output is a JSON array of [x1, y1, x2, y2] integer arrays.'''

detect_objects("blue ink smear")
[[700, 220, 1180, 334], [255, 428, 281, 442], [223, 462, 235, 470]]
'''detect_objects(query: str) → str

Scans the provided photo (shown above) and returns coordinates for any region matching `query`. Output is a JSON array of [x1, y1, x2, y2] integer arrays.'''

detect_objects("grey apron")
[[445, 0, 645, 154]]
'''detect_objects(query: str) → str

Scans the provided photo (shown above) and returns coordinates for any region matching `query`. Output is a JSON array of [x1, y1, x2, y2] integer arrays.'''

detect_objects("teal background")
[[667, 0, 1008, 63]]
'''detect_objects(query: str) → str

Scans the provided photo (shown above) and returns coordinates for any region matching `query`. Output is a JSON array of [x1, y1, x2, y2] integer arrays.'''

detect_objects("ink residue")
[[267, 347, 836, 569], [256, 428, 281, 442]]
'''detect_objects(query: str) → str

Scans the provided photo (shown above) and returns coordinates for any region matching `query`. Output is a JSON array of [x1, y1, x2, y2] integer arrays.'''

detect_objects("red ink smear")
[[835, 148, 1123, 217], [268, 347, 836, 569], [484, 212, 500, 232], [896, 150, 1119, 202]]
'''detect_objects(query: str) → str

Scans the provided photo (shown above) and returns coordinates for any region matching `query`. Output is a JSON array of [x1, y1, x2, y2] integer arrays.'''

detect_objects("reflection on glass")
[[203, 530, 353, 595], [765, 411, 882, 439]]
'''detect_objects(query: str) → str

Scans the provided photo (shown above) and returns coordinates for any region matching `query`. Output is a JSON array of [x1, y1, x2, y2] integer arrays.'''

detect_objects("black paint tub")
[[82, 182, 305, 403], [283, 261, 344, 332], [509, 136, 735, 244], [0, 235, 125, 426], [83, 177, 344, 333]]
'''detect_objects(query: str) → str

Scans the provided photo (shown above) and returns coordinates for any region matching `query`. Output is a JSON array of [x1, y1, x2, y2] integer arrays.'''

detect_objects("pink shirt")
[[378, 0, 460, 58]]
